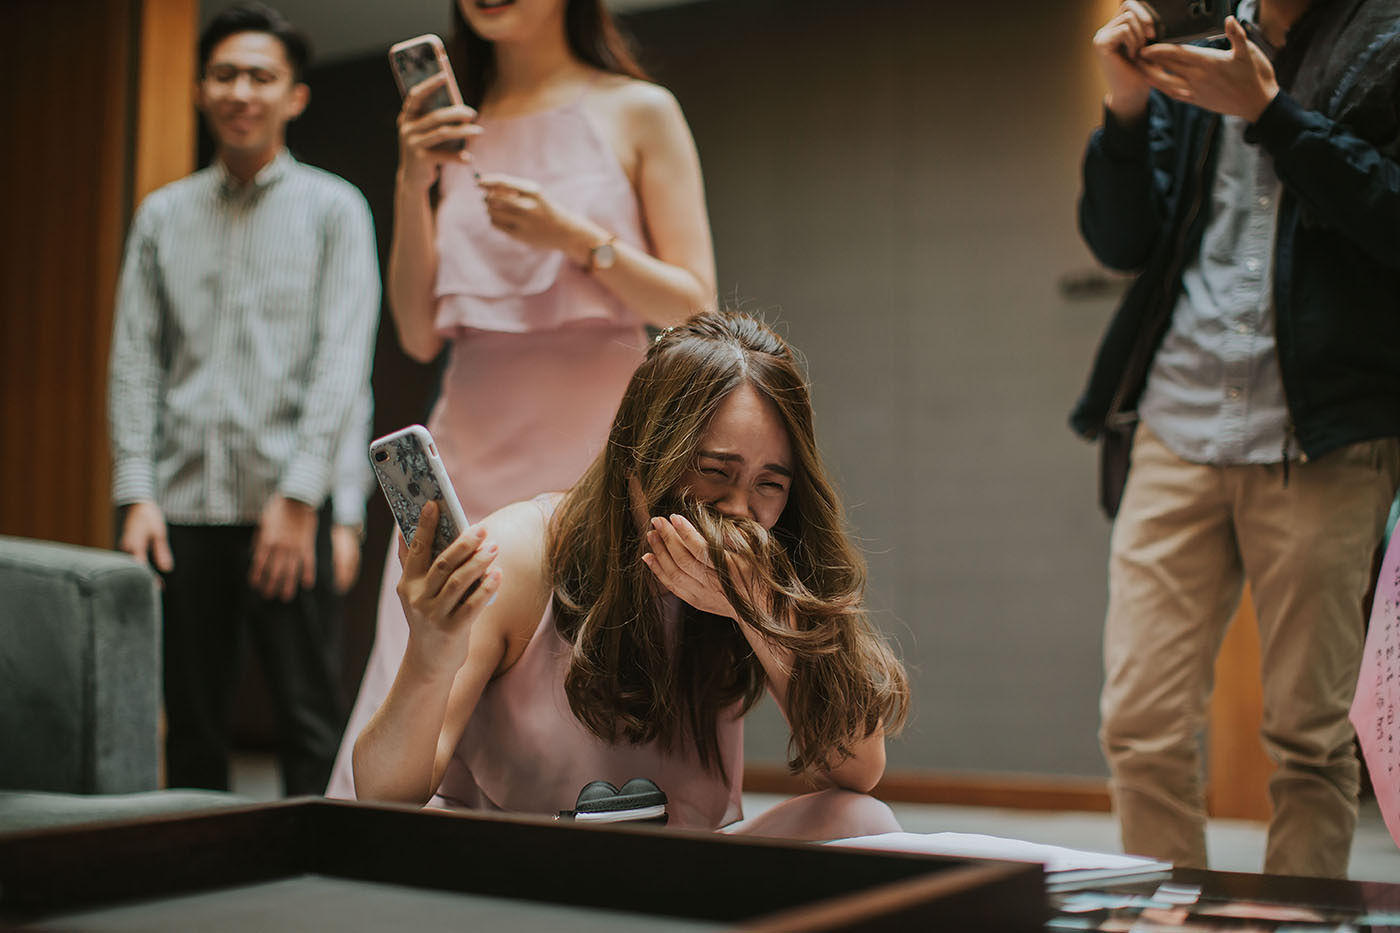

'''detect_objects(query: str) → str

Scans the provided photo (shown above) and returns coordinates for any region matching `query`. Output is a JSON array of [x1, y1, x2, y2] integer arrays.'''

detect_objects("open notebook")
[[827, 832, 1172, 892]]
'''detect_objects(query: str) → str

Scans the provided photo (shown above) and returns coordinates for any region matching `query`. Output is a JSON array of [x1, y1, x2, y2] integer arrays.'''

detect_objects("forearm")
[[734, 609, 795, 714], [738, 611, 887, 793], [561, 219, 714, 328], [1256, 92, 1400, 271], [590, 242, 715, 328], [107, 340, 161, 504], [331, 390, 374, 526], [387, 176, 446, 362], [352, 649, 457, 804], [813, 728, 887, 794], [108, 209, 166, 505], [283, 204, 379, 508], [1079, 105, 1165, 270]]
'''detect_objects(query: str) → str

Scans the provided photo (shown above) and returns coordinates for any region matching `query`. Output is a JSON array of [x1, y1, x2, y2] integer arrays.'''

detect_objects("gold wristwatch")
[[585, 234, 617, 273]]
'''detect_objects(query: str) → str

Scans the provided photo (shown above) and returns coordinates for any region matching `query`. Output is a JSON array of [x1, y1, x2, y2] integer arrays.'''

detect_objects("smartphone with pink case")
[[388, 33, 467, 150]]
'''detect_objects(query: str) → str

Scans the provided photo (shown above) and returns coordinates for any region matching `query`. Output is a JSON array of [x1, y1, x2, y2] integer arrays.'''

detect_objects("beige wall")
[[626, 0, 1122, 777]]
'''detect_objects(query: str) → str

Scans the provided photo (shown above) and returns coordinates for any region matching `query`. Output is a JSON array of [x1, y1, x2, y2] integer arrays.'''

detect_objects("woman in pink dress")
[[326, 0, 715, 798], [353, 311, 911, 839]]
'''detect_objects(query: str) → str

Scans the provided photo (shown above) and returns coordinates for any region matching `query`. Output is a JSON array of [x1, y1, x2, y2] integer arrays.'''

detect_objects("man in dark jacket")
[[1076, 0, 1400, 878]]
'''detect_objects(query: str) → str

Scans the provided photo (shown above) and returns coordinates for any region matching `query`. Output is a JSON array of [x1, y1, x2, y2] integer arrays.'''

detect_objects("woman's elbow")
[[401, 339, 442, 365], [351, 747, 428, 807], [391, 324, 443, 364], [829, 740, 886, 795]]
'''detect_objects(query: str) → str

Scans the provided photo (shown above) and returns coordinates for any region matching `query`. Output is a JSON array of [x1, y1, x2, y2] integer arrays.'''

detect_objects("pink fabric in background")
[[1351, 530, 1400, 849]]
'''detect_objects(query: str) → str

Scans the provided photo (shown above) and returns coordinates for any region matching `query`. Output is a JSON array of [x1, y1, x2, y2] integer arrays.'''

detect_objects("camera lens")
[[373, 450, 388, 462]]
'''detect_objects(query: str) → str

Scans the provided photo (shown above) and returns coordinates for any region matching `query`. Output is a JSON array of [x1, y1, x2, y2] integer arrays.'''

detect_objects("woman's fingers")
[[644, 526, 685, 581], [402, 103, 477, 132], [438, 538, 499, 609], [475, 173, 541, 195], [421, 521, 485, 596], [399, 507, 500, 631], [650, 516, 712, 578], [401, 72, 446, 114], [457, 565, 503, 614], [402, 501, 438, 576], [401, 74, 475, 120], [405, 123, 482, 155], [483, 192, 535, 216], [664, 514, 714, 567]]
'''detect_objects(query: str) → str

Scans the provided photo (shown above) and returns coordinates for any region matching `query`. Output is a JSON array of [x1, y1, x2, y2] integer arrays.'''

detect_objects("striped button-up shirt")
[[108, 150, 380, 524]]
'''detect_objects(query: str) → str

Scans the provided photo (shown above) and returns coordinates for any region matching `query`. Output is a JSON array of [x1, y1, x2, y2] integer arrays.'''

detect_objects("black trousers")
[[161, 511, 343, 795]]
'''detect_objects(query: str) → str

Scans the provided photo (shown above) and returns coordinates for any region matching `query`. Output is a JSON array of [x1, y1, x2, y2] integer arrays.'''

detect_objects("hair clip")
[[653, 326, 676, 345]]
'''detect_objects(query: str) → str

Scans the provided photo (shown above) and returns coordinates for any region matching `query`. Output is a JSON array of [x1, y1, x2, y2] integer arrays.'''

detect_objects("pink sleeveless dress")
[[325, 90, 649, 799], [431, 596, 745, 831]]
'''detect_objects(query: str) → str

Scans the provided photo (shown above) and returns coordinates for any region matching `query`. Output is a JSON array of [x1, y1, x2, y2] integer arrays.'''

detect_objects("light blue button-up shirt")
[[1136, 109, 1288, 465], [1139, 2, 1294, 465]]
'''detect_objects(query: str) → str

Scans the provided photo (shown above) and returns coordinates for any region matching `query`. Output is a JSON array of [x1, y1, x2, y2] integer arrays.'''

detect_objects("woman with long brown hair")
[[353, 311, 909, 837], [326, 0, 715, 796]]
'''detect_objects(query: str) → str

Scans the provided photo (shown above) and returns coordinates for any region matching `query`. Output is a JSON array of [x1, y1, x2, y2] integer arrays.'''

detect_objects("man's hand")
[[250, 494, 318, 602], [119, 501, 174, 573], [331, 524, 363, 595], [1138, 17, 1279, 122], [1093, 1, 1159, 121]]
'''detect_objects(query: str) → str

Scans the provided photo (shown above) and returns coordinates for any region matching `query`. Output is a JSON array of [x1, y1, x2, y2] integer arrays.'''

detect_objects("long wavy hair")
[[548, 311, 909, 780], [448, 0, 649, 108]]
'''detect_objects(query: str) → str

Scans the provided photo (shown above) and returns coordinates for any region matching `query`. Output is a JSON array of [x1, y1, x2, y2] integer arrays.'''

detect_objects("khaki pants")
[[1101, 423, 1399, 878]]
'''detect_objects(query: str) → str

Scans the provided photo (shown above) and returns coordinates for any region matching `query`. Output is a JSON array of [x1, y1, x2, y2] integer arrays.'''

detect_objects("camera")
[[1144, 0, 1229, 42]]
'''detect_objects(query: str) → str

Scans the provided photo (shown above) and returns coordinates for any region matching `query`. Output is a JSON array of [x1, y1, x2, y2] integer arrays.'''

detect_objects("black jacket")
[[1072, 2, 1400, 464]]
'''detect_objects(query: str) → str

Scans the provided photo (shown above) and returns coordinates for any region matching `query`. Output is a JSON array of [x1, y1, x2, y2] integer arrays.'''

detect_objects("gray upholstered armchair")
[[0, 535, 240, 831]]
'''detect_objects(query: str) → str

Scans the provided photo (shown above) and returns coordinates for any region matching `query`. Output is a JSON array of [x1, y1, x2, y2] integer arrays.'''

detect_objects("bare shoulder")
[[590, 75, 688, 138], [473, 498, 557, 662]]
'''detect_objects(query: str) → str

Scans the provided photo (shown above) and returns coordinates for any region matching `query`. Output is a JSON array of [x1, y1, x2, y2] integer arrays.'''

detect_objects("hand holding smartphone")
[[388, 34, 469, 151], [370, 425, 471, 559]]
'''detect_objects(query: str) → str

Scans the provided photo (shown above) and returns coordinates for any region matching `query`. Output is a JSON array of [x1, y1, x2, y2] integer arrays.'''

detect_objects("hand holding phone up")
[[396, 500, 502, 677], [389, 34, 481, 187]]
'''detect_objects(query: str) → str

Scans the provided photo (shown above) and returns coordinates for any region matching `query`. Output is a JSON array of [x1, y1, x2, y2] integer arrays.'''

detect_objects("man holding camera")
[[108, 3, 378, 795], [1073, 0, 1400, 877]]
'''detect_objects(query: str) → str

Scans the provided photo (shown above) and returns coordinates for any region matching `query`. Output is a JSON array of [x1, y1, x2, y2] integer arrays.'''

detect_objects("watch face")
[[592, 241, 616, 270]]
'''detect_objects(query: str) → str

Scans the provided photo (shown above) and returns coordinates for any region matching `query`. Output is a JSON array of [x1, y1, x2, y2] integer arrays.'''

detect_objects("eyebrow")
[[697, 450, 792, 478]]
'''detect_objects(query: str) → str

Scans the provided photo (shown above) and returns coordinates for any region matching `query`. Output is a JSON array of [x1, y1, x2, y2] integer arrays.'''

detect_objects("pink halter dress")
[[326, 89, 650, 800]]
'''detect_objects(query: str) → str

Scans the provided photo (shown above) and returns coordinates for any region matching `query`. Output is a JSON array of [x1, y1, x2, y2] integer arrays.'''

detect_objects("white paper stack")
[[827, 831, 1173, 891]]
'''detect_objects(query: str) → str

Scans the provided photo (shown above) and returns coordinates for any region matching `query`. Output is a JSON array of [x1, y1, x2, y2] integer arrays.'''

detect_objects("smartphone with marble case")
[[370, 425, 471, 559]]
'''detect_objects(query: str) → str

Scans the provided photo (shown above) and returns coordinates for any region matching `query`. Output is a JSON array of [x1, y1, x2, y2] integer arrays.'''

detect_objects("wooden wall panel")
[[1, 0, 195, 549], [2, 0, 135, 548], [136, 0, 198, 204]]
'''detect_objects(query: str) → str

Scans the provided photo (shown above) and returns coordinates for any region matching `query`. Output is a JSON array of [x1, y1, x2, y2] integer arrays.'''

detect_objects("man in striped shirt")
[[107, 2, 379, 795]]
